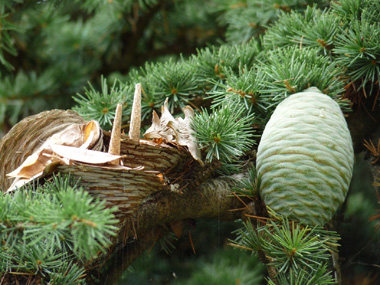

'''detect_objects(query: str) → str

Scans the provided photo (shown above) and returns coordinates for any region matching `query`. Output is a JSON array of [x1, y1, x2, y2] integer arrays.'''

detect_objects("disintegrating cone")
[[5, 117, 105, 192], [0, 108, 199, 221], [144, 98, 203, 165], [129, 83, 142, 141], [108, 103, 122, 166], [0, 109, 86, 191]]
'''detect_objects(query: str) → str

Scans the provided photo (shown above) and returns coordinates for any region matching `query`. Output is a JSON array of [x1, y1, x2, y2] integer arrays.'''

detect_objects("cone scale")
[[256, 88, 354, 225]]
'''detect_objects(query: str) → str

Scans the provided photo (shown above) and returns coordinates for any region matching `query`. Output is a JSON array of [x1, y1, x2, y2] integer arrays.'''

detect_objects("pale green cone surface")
[[256, 89, 354, 225]]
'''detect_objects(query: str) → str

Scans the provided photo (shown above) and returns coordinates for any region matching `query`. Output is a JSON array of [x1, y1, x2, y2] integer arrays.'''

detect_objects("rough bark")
[[91, 172, 249, 284]]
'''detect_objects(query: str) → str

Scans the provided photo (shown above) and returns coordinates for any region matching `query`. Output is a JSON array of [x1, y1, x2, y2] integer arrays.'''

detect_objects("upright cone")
[[256, 88, 354, 225]]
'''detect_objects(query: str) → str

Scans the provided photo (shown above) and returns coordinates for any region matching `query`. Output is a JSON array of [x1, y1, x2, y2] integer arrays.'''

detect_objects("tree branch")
[[90, 172, 249, 284]]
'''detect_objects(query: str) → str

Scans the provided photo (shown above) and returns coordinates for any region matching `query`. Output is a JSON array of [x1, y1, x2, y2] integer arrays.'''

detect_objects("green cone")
[[256, 88, 354, 225]]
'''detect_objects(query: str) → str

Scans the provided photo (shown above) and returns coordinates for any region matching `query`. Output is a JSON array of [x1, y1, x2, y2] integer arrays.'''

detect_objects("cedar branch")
[[89, 172, 250, 284]]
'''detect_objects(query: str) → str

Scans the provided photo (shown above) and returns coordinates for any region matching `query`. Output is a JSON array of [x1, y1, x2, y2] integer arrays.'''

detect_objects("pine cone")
[[256, 88, 354, 225]]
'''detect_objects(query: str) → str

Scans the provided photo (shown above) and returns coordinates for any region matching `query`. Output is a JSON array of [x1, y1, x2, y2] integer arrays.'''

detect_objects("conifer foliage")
[[1, 0, 380, 284], [0, 175, 118, 284]]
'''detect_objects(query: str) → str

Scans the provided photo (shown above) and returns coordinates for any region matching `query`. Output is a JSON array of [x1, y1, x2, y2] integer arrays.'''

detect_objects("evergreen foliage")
[[267, 264, 335, 285], [192, 104, 254, 163], [262, 1, 380, 91], [232, 165, 261, 197], [0, 175, 118, 283], [259, 46, 345, 104], [0, 0, 221, 134], [334, 18, 380, 90], [231, 215, 340, 284], [190, 42, 261, 87], [1, 0, 380, 283], [215, 0, 330, 43], [73, 76, 132, 130], [0, 3, 19, 71], [145, 59, 199, 113], [262, 6, 340, 53], [207, 67, 269, 120]]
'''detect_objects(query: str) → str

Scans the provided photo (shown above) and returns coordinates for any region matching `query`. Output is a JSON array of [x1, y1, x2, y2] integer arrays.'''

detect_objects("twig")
[[88, 172, 250, 283], [331, 246, 342, 285]]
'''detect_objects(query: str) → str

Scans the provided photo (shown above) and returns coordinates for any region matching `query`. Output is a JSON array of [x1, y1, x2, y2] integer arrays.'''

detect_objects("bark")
[[93, 172, 248, 284], [0, 110, 250, 284]]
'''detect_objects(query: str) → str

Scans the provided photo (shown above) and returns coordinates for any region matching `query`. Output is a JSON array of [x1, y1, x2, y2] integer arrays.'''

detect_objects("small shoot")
[[363, 138, 380, 164], [192, 103, 255, 164], [231, 165, 261, 198], [73, 76, 131, 130], [230, 210, 340, 283]]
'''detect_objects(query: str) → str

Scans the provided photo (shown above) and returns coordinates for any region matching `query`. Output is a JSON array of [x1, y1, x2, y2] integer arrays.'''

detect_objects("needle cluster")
[[0, 175, 118, 284]]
